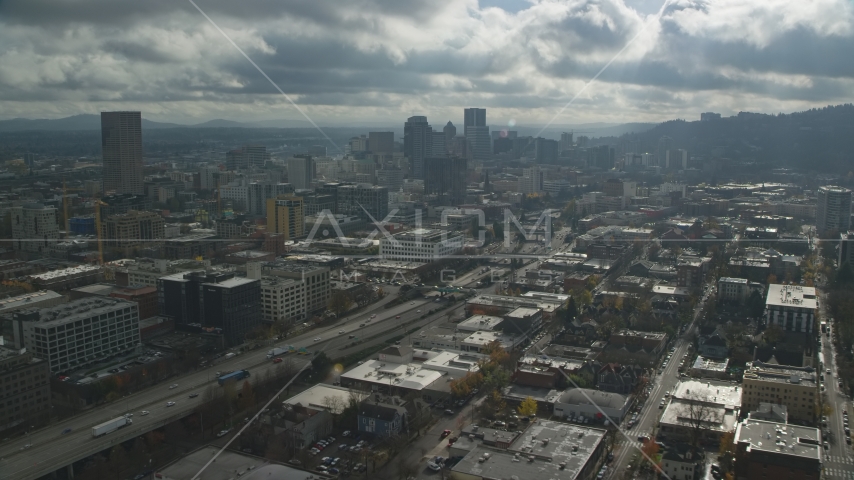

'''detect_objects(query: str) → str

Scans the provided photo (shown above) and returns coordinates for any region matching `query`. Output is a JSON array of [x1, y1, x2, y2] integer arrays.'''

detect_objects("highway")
[[0, 293, 452, 480]]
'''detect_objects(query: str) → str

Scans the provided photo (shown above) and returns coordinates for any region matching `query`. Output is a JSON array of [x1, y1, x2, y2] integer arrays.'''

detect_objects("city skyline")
[[0, 1, 851, 125]]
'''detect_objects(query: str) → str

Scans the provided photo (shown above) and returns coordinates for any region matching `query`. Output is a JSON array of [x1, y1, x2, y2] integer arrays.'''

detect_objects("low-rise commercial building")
[[733, 419, 821, 480], [741, 361, 818, 423], [658, 380, 742, 446], [379, 228, 463, 262], [553, 388, 630, 424], [764, 284, 817, 333]]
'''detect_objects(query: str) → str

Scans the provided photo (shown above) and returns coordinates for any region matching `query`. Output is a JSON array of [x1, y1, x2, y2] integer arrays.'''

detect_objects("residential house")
[[281, 406, 333, 449], [661, 443, 705, 480], [597, 363, 642, 394], [357, 402, 407, 436], [698, 332, 729, 358]]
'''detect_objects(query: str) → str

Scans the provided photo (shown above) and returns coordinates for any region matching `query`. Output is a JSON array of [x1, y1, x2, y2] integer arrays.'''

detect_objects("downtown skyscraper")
[[101, 111, 144, 195], [463, 108, 491, 161], [404, 116, 432, 179]]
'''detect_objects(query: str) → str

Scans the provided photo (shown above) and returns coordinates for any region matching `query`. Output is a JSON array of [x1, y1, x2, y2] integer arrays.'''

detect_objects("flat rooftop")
[[452, 420, 606, 480], [28, 264, 100, 281], [691, 356, 730, 373], [341, 359, 444, 391], [672, 379, 742, 408], [743, 361, 817, 387], [733, 419, 822, 460], [24, 297, 136, 327], [283, 384, 367, 414], [765, 284, 817, 309], [458, 315, 504, 332], [157, 445, 331, 480], [0, 290, 63, 313]]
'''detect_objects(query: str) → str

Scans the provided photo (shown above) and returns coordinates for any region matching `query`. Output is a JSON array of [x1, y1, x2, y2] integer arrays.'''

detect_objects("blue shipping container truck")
[[218, 370, 250, 386]]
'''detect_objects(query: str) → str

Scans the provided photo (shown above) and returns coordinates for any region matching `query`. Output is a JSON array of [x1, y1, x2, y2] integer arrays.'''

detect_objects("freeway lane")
[[0, 294, 445, 480]]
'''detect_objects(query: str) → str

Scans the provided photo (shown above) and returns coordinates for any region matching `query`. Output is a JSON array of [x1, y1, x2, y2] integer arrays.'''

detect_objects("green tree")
[[564, 297, 578, 323], [517, 396, 538, 416]]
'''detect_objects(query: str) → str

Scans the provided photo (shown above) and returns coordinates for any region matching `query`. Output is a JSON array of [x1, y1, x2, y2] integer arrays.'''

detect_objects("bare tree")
[[324, 395, 345, 415], [681, 391, 721, 447]]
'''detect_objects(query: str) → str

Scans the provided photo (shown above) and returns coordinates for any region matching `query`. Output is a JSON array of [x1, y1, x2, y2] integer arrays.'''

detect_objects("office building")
[[6, 297, 140, 374], [0, 343, 51, 433], [376, 167, 403, 192], [717, 277, 751, 303], [287, 155, 315, 190], [666, 148, 688, 169], [336, 184, 388, 222], [559, 132, 574, 153], [158, 271, 261, 346], [816, 185, 851, 234], [259, 276, 307, 324], [266, 195, 305, 240], [263, 262, 330, 314], [518, 166, 543, 194], [368, 132, 394, 154], [379, 228, 463, 262], [404, 116, 432, 179], [839, 231, 854, 268], [534, 137, 559, 163], [431, 131, 446, 157], [101, 111, 144, 195], [423, 156, 467, 205], [741, 360, 818, 423], [226, 145, 270, 170], [733, 419, 821, 480], [10, 203, 59, 254], [764, 284, 817, 333], [443, 121, 456, 150], [300, 191, 336, 217], [248, 181, 294, 216], [657, 136, 673, 166], [102, 210, 165, 249]]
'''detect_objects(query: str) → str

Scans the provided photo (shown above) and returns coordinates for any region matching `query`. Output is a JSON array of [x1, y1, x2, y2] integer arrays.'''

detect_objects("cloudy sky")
[[0, 0, 852, 126]]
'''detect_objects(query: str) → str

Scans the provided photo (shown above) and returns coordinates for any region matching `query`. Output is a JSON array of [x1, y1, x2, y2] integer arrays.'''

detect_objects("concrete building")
[[11, 203, 59, 254], [259, 276, 306, 324], [101, 111, 144, 195], [226, 144, 270, 170], [816, 185, 851, 234], [519, 165, 544, 194], [733, 419, 821, 480], [102, 210, 165, 249], [248, 181, 294, 216], [764, 284, 817, 333], [0, 342, 51, 433], [286, 155, 314, 190], [266, 195, 305, 240], [262, 262, 330, 315], [6, 297, 140, 374], [553, 388, 630, 423], [379, 228, 463, 262], [741, 361, 818, 423], [838, 231, 854, 268], [336, 184, 388, 222], [0, 291, 65, 319], [717, 277, 750, 303]]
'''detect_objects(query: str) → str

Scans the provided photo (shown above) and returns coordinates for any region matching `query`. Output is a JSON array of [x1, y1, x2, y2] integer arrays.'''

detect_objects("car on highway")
[[395, 315, 400, 319], [61, 428, 73, 434], [166, 401, 176, 407], [313, 337, 321, 342], [370, 314, 376, 318], [444, 409, 455, 415], [189, 393, 199, 398], [169, 383, 178, 389], [416, 309, 421, 313], [359, 323, 366, 327], [140, 410, 149, 416], [217, 429, 231, 437], [338, 330, 345, 334]]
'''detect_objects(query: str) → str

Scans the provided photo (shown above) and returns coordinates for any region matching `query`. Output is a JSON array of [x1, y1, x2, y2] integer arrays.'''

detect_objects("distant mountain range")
[[0, 114, 324, 132], [0, 114, 659, 137]]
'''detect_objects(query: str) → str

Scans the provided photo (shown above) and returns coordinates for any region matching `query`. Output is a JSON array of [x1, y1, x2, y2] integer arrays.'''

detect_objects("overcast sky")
[[1, 0, 852, 127]]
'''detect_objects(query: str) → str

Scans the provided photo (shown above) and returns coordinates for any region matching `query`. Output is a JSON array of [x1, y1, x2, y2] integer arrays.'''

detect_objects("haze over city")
[[1, 2, 854, 480]]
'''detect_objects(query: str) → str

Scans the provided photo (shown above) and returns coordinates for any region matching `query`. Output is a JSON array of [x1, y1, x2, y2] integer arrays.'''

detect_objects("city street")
[[818, 293, 853, 479]]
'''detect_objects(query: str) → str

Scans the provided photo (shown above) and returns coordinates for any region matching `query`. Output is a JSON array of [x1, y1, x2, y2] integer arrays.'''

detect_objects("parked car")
[[441, 429, 452, 438]]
